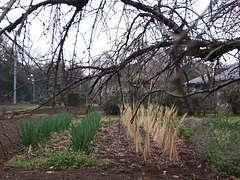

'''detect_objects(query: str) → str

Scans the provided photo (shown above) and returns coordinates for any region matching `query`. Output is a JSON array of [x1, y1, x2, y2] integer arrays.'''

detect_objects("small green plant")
[[178, 124, 197, 138], [220, 85, 240, 115], [4, 154, 48, 168], [48, 151, 101, 168]]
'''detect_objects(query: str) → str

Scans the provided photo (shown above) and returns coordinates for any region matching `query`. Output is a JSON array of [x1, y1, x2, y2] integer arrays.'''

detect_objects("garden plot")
[[0, 107, 231, 179]]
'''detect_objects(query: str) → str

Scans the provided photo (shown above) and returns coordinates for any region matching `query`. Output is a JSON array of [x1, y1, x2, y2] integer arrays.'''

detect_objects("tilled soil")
[[0, 108, 230, 179]]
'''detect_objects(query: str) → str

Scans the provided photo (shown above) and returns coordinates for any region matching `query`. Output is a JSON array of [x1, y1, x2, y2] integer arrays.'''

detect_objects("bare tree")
[[0, 0, 239, 114]]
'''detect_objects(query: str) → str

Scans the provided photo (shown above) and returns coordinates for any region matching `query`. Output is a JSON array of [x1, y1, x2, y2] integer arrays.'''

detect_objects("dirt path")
[[0, 109, 230, 179]]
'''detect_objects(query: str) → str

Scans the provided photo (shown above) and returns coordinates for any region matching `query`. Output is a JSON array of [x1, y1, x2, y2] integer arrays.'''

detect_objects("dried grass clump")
[[143, 104, 153, 160], [133, 106, 142, 154], [119, 103, 187, 162], [119, 103, 133, 137], [169, 113, 187, 162], [119, 103, 142, 154]]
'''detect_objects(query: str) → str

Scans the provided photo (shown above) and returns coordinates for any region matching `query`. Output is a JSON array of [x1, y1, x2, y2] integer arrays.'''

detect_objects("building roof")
[[186, 63, 240, 85]]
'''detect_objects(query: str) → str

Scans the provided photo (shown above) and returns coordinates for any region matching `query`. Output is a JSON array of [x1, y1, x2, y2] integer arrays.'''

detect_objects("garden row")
[[119, 103, 187, 162], [16, 111, 101, 154]]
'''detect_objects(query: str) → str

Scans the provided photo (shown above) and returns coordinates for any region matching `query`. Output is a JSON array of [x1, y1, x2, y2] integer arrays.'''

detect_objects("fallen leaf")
[[46, 171, 54, 174]]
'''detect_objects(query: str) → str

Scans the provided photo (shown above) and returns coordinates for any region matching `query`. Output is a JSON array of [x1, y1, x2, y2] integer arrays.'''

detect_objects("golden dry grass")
[[119, 103, 187, 162]]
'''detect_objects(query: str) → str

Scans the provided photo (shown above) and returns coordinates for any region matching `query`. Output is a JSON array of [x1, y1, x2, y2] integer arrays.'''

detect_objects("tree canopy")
[[0, 0, 240, 110]]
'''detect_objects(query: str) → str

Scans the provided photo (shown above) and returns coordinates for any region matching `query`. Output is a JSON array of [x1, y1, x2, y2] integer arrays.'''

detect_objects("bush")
[[37, 96, 53, 106], [221, 86, 240, 114], [162, 94, 209, 115], [67, 92, 86, 107], [188, 94, 209, 109], [67, 92, 80, 107], [103, 94, 120, 115], [37, 95, 62, 106]]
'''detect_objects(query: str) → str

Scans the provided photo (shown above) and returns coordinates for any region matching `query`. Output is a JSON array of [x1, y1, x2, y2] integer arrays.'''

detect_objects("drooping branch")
[[0, 0, 89, 36], [121, 0, 180, 31], [0, 0, 16, 23]]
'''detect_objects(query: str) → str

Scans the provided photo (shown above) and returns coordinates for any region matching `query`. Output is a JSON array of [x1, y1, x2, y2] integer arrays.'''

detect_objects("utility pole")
[[30, 74, 35, 102], [13, 50, 17, 104]]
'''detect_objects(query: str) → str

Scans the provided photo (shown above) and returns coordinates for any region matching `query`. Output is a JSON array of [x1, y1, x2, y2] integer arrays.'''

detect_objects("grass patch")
[[32, 114, 49, 118], [5, 150, 102, 168], [101, 114, 120, 122], [5, 154, 48, 168], [49, 151, 102, 168], [0, 104, 37, 111]]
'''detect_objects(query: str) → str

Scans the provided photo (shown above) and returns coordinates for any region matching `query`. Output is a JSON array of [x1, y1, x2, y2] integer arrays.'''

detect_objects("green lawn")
[[0, 104, 37, 111]]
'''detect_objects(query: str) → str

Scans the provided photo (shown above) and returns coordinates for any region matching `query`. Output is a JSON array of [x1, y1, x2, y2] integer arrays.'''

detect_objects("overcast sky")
[[0, 0, 238, 65]]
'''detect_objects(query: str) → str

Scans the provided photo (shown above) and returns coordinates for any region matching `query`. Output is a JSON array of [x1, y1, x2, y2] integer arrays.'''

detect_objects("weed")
[[4, 154, 48, 168], [5, 150, 102, 168], [48, 151, 102, 168]]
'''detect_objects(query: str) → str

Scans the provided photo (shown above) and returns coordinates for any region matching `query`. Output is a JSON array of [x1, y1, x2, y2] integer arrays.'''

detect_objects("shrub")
[[37, 96, 53, 106], [66, 91, 86, 107], [67, 92, 80, 107], [223, 86, 240, 114], [162, 94, 209, 114], [103, 94, 120, 115]]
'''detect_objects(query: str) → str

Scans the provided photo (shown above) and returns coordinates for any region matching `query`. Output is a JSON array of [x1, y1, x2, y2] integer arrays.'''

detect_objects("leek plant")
[[38, 117, 53, 140], [69, 112, 101, 153], [16, 119, 42, 151], [53, 112, 72, 133], [16, 112, 72, 152]]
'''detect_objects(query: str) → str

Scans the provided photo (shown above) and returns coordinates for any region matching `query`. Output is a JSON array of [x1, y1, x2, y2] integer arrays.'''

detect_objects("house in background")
[[185, 63, 240, 109]]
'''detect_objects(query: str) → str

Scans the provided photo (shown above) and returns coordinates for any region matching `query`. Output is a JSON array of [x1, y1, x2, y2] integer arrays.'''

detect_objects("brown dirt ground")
[[0, 107, 231, 180]]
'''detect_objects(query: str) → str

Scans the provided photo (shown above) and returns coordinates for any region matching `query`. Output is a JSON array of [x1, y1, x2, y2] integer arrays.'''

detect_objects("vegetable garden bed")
[[0, 107, 232, 179]]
